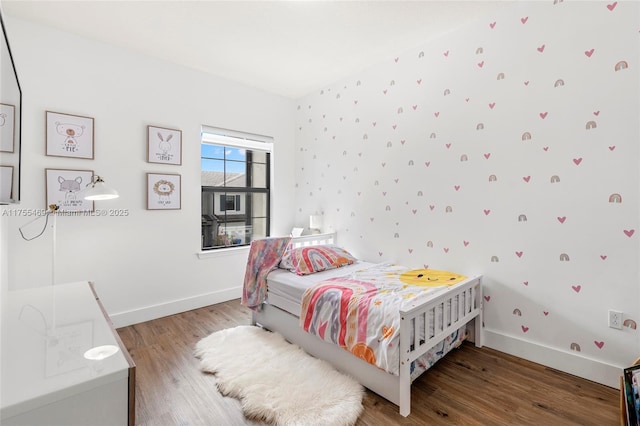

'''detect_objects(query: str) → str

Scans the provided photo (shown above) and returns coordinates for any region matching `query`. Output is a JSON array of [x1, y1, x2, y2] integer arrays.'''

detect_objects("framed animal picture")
[[0, 103, 16, 152], [45, 111, 94, 159], [147, 125, 182, 165], [45, 168, 94, 212], [147, 173, 181, 210]]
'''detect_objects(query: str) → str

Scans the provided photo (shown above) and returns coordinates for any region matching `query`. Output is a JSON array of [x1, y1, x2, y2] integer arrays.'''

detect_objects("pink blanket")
[[241, 237, 291, 310]]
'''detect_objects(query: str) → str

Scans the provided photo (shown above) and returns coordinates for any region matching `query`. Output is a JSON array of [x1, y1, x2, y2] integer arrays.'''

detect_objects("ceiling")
[[2, 0, 510, 99]]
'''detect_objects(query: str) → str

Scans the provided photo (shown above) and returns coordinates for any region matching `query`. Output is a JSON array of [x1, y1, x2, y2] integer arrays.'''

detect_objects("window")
[[201, 127, 272, 250]]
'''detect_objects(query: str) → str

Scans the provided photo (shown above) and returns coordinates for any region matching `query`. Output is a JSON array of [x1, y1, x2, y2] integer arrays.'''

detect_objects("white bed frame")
[[251, 233, 483, 417]]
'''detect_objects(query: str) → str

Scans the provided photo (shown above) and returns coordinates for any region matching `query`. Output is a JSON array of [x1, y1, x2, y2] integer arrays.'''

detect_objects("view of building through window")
[[201, 129, 271, 250]]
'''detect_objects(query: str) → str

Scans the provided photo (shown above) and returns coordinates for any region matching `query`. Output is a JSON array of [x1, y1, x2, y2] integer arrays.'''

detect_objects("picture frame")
[[0, 165, 13, 200], [45, 168, 94, 212], [0, 103, 15, 152], [623, 363, 640, 426], [46, 111, 94, 159], [147, 125, 182, 165], [147, 173, 181, 210]]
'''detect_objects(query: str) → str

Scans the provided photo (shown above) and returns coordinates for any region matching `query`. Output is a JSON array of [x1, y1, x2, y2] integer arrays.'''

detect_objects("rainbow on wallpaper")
[[476, 123, 484, 130], [550, 175, 561, 183], [444, 89, 451, 96], [460, 154, 468, 162], [560, 253, 570, 262], [570, 343, 581, 352], [430, 133, 436, 138], [476, 47, 484, 54], [623, 319, 637, 330], [609, 193, 622, 203], [614, 61, 628, 71], [586, 121, 597, 130], [488, 174, 497, 182], [408, 160, 414, 166], [417, 190, 423, 196], [513, 309, 522, 316], [554, 79, 565, 87], [445, 206, 453, 213], [518, 214, 528, 222], [522, 132, 532, 140], [427, 241, 433, 248], [497, 72, 505, 80], [491, 256, 499, 263]]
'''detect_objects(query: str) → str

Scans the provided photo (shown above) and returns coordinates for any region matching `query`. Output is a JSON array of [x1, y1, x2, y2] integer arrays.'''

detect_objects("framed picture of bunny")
[[147, 125, 182, 165]]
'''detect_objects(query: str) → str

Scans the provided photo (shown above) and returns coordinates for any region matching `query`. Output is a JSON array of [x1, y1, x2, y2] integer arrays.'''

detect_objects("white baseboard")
[[483, 328, 622, 389], [110, 286, 242, 329]]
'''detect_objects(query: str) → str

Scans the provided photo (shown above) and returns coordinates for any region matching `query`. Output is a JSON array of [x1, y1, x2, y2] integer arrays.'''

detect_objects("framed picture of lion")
[[45, 111, 94, 159], [45, 168, 95, 212], [147, 173, 181, 210]]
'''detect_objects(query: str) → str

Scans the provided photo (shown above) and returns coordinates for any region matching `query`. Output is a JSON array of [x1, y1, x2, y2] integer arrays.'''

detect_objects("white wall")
[[3, 17, 296, 327], [293, 1, 640, 387]]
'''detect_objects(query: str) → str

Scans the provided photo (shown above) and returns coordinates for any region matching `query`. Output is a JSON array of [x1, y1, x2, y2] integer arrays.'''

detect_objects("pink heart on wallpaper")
[[489, 102, 496, 109], [477, 61, 485, 68], [484, 153, 491, 159], [584, 49, 594, 57], [434, 112, 440, 118], [408, 248, 413, 254], [489, 22, 496, 29], [370, 217, 375, 222], [445, 143, 451, 149], [539, 112, 548, 119], [523, 176, 531, 182], [372, 121, 377, 126], [412, 209, 417, 214], [543, 311, 549, 316], [609, 146, 616, 151], [383, 89, 387, 94], [537, 44, 545, 52], [378, 252, 383, 257], [524, 81, 530, 85], [484, 209, 491, 215], [357, 192, 361, 196], [443, 248, 449, 253], [412, 105, 418, 110], [543, 147, 549, 151], [425, 161, 431, 167], [594, 341, 604, 349], [484, 295, 491, 302], [557, 216, 566, 223], [572, 285, 581, 293], [523, 281, 529, 286], [443, 51, 449, 57], [600, 255, 607, 260], [417, 79, 422, 85], [382, 192, 387, 196], [607, 1, 617, 11], [400, 140, 406, 145], [463, 241, 470, 247], [429, 205, 435, 210], [521, 17, 529, 24], [392, 124, 397, 130], [573, 158, 582, 165], [515, 251, 523, 258], [354, 100, 358, 104], [624, 229, 635, 237], [454, 185, 460, 191], [394, 178, 399, 184], [381, 162, 386, 167], [358, 152, 362, 156], [593, 111, 600, 116], [394, 57, 399, 63], [521, 326, 529, 333]]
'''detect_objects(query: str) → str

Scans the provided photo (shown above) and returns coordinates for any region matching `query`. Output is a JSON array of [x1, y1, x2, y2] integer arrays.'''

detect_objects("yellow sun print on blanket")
[[399, 269, 466, 287]]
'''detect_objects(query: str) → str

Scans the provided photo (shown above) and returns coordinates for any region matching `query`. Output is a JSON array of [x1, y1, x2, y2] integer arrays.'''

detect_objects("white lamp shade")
[[84, 181, 119, 200], [309, 215, 322, 230]]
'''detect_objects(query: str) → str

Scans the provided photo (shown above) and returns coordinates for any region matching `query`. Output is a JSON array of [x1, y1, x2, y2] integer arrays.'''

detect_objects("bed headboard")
[[290, 232, 336, 248]]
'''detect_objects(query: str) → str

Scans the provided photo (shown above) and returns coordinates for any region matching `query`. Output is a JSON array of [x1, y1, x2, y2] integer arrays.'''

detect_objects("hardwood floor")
[[117, 299, 619, 425]]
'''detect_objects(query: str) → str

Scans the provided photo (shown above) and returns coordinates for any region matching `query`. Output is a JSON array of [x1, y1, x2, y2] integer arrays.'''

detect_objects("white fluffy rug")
[[194, 325, 364, 426]]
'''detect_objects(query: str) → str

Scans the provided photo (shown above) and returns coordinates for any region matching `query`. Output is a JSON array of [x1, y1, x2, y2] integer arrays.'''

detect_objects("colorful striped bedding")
[[299, 262, 467, 376]]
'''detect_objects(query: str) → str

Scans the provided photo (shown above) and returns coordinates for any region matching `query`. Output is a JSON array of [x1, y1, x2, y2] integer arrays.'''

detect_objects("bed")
[[244, 233, 483, 417]]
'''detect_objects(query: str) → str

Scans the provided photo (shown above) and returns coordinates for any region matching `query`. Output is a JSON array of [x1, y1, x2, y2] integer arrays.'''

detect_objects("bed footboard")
[[398, 275, 482, 416]]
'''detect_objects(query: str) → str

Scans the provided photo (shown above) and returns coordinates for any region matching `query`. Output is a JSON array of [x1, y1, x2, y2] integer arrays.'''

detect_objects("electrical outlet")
[[608, 310, 623, 329]]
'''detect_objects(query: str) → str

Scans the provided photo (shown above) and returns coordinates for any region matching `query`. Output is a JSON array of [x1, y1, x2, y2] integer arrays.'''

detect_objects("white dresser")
[[1, 281, 135, 426]]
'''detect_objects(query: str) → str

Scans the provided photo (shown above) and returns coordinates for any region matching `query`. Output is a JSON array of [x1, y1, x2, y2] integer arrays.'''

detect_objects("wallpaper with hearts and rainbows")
[[293, 0, 639, 370]]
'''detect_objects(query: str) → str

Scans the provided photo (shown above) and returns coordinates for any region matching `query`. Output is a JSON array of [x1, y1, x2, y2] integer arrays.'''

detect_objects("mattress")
[[266, 261, 375, 316]]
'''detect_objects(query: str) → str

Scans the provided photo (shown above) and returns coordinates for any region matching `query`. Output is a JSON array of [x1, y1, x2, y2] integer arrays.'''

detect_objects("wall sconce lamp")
[[83, 175, 119, 200]]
